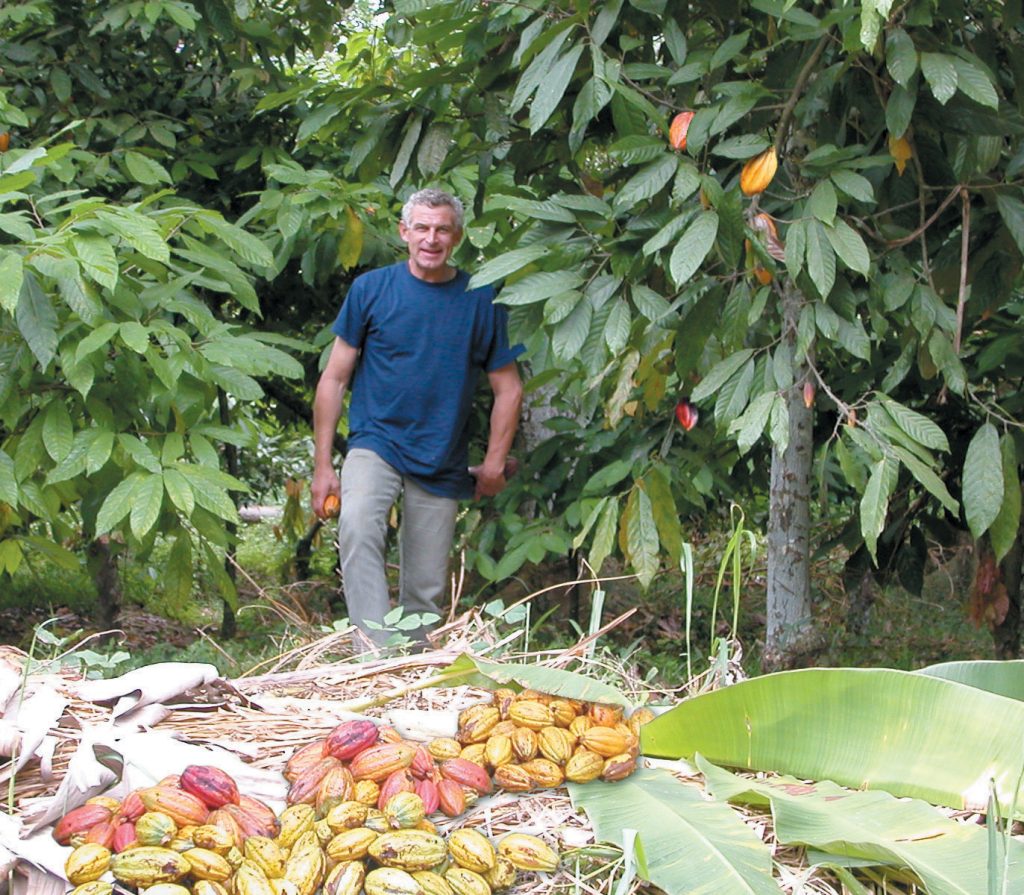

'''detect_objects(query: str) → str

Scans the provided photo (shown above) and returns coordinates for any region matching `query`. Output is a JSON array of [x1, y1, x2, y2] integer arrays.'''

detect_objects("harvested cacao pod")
[[447, 828, 496, 873], [353, 778, 381, 806], [579, 725, 630, 758], [322, 494, 340, 517], [484, 856, 517, 891], [377, 768, 416, 810], [547, 699, 579, 728], [180, 765, 240, 809], [109, 845, 190, 887], [276, 803, 316, 849], [668, 110, 694, 151], [602, 751, 638, 782], [324, 719, 379, 761], [444, 866, 492, 895], [410, 744, 437, 780], [112, 820, 139, 853], [288, 755, 342, 806], [285, 740, 330, 783], [191, 822, 235, 854], [233, 859, 276, 895], [369, 829, 448, 872], [497, 832, 559, 872], [138, 786, 209, 828], [325, 800, 369, 833], [192, 882, 231, 895], [413, 869, 457, 895], [365, 866, 422, 895], [491, 688, 516, 720], [316, 764, 356, 816], [564, 749, 604, 784], [493, 764, 533, 793], [459, 743, 487, 766], [326, 826, 379, 862], [85, 795, 121, 813], [384, 790, 426, 829], [537, 727, 574, 765], [440, 758, 492, 795], [67, 883, 113, 895], [119, 790, 146, 822], [483, 734, 513, 770], [223, 802, 277, 841], [457, 705, 500, 744], [182, 846, 232, 881], [83, 819, 116, 849], [520, 757, 564, 788], [244, 835, 287, 878], [415, 778, 440, 815], [510, 727, 538, 763], [740, 146, 778, 196], [239, 795, 281, 837], [283, 840, 326, 895], [136, 811, 178, 847], [65, 843, 111, 885], [54, 804, 113, 846], [427, 738, 463, 761], [205, 807, 244, 848], [436, 779, 466, 817], [568, 715, 593, 738], [507, 700, 553, 731], [324, 859, 366, 895], [350, 742, 417, 782], [363, 807, 391, 833]]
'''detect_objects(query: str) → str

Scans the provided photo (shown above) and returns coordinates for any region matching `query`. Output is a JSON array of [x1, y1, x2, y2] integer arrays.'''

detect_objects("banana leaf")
[[567, 767, 779, 894], [640, 668, 1024, 815], [699, 755, 1024, 895], [917, 659, 1024, 701], [436, 654, 632, 707]]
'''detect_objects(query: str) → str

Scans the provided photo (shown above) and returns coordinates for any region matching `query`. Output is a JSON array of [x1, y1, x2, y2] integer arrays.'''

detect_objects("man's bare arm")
[[311, 337, 359, 517], [472, 362, 523, 499]]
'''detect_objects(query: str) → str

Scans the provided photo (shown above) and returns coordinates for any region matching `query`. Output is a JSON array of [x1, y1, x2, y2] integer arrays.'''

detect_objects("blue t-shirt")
[[333, 262, 521, 499]]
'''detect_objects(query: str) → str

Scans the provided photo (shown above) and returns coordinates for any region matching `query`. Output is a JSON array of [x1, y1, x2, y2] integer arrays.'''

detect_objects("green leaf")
[[701, 757, 1024, 895], [668, 210, 718, 286], [711, 134, 771, 159], [962, 422, 1003, 539], [885, 82, 916, 138], [568, 768, 778, 895], [918, 659, 1024, 702], [469, 245, 549, 289], [728, 391, 775, 455], [691, 350, 754, 403], [16, 273, 58, 369], [625, 485, 660, 589], [613, 154, 678, 210], [885, 28, 917, 87], [129, 473, 164, 539], [860, 457, 895, 560], [0, 451, 18, 506], [951, 56, 999, 109], [995, 194, 1024, 256], [641, 667, 1024, 815], [589, 497, 619, 574], [498, 270, 583, 306], [94, 209, 170, 263], [163, 467, 196, 517], [808, 180, 837, 225], [878, 397, 949, 452], [920, 52, 958, 105], [95, 474, 145, 534], [163, 533, 194, 606], [73, 234, 119, 291], [829, 170, 875, 204], [42, 400, 73, 463], [804, 221, 836, 298], [989, 436, 1021, 563], [195, 212, 274, 269], [0, 251, 24, 313], [530, 43, 585, 134], [892, 447, 959, 515], [825, 219, 870, 275], [119, 321, 150, 354], [551, 299, 592, 360], [123, 150, 172, 185], [644, 466, 682, 566], [438, 654, 631, 706], [604, 301, 631, 353]]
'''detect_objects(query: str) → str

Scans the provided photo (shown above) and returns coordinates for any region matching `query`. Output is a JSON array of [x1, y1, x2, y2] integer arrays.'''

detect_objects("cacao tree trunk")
[[86, 536, 122, 638], [218, 389, 238, 640], [764, 282, 818, 670]]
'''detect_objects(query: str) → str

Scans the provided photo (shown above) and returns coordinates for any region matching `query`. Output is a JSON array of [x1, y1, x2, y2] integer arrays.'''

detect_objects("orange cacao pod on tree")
[[324, 720, 379, 761], [439, 758, 492, 795], [668, 110, 694, 151], [54, 804, 113, 845], [350, 742, 417, 782], [740, 146, 778, 196], [180, 765, 241, 809]]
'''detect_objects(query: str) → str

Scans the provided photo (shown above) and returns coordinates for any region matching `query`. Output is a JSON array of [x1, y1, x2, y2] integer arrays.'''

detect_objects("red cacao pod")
[[180, 765, 240, 809], [324, 720, 379, 761]]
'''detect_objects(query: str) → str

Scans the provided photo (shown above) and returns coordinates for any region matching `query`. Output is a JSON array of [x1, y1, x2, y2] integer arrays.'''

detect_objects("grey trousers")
[[338, 448, 458, 647]]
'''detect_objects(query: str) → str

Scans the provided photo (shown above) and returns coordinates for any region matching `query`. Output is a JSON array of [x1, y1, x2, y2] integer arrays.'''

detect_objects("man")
[[311, 188, 523, 647]]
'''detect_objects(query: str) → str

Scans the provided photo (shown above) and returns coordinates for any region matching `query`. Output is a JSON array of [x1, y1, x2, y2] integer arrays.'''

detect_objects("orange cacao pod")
[[54, 804, 113, 845], [601, 752, 638, 782], [180, 765, 241, 809], [205, 808, 244, 848], [324, 720, 379, 761], [669, 110, 694, 151], [493, 764, 533, 793], [285, 740, 330, 783], [350, 742, 417, 782], [510, 727, 538, 763], [520, 757, 564, 788], [322, 494, 340, 517], [508, 700, 553, 730], [377, 769, 416, 810], [138, 786, 209, 828], [223, 803, 276, 841], [436, 779, 466, 817], [740, 146, 778, 196], [414, 778, 439, 815], [564, 749, 604, 784], [288, 756, 342, 806], [84, 819, 117, 849], [439, 758, 492, 794], [376, 725, 404, 744], [238, 796, 280, 837], [587, 703, 623, 726], [579, 726, 630, 758]]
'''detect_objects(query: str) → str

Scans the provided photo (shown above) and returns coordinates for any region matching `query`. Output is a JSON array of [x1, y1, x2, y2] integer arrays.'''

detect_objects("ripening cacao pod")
[[112, 820, 138, 853], [109, 846, 190, 887], [239, 796, 281, 837], [244, 835, 287, 878], [564, 749, 604, 784], [413, 869, 457, 895], [365, 867, 422, 895], [233, 860, 276, 895], [180, 766, 240, 809], [192, 823, 235, 854], [325, 800, 369, 833], [324, 859, 366, 895], [54, 804, 113, 845], [483, 734, 513, 770], [456, 705, 500, 744], [324, 719, 380, 761], [322, 493, 341, 517], [415, 778, 440, 815], [369, 829, 448, 872], [579, 726, 630, 758], [285, 740, 330, 783], [669, 110, 694, 151], [484, 856, 517, 891], [508, 700, 553, 731], [427, 738, 463, 761], [440, 758, 492, 794], [205, 808, 244, 848], [183, 847, 233, 881], [436, 779, 466, 817], [65, 843, 111, 885], [288, 756, 342, 806], [276, 803, 316, 849], [384, 790, 426, 829], [493, 764, 533, 793], [444, 867, 492, 895], [740, 146, 778, 196], [138, 786, 209, 828], [377, 768, 416, 810], [326, 826, 379, 862], [317, 764, 356, 816], [283, 840, 326, 895], [520, 758, 564, 789], [510, 727, 538, 763], [447, 828, 496, 873], [353, 778, 381, 806], [537, 727, 574, 765], [136, 811, 178, 847], [602, 752, 638, 782], [350, 742, 417, 782], [497, 833, 559, 872]]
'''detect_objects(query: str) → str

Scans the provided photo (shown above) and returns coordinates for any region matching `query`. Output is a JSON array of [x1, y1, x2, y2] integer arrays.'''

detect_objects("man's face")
[[399, 204, 462, 282]]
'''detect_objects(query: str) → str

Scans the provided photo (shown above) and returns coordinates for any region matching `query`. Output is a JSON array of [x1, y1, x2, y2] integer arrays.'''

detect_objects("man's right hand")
[[311, 471, 341, 520]]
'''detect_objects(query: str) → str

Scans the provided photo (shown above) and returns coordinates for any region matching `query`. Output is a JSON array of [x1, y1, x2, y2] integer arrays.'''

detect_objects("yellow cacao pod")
[[568, 715, 593, 738], [68, 883, 113, 895], [110, 846, 190, 887], [547, 700, 579, 728], [579, 726, 630, 758], [192, 823, 235, 854], [315, 817, 334, 846], [324, 859, 366, 895], [483, 856, 517, 891], [520, 758, 564, 788], [384, 791, 426, 829], [141, 885, 190, 895], [326, 826, 379, 862], [136, 811, 178, 847], [447, 828, 496, 873], [456, 705, 500, 744], [368, 829, 448, 871], [284, 841, 326, 895], [244, 835, 287, 879], [325, 800, 369, 833], [193, 882, 231, 895], [427, 738, 463, 761], [510, 727, 538, 763], [444, 866, 492, 895], [233, 860, 276, 895], [365, 866, 422, 895], [564, 749, 604, 784], [483, 734, 513, 770], [507, 700, 553, 731], [414, 869, 456, 895], [276, 803, 316, 849], [493, 764, 533, 793], [627, 707, 656, 735], [85, 796, 121, 813], [740, 146, 778, 196], [490, 688, 516, 719], [537, 727, 574, 765], [364, 807, 391, 834], [497, 833, 559, 872], [183, 847, 232, 881], [587, 703, 623, 726], [65, 843, 111, 885], [458, 743, 487, 766], [353, 779, 381, 806]]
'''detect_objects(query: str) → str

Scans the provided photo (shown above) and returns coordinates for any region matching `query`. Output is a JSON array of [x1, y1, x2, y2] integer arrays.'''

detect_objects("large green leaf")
[[668, 210, 718, 286], [700, 757, 1024, 895], [989, 435, 1021, 563], [962, 422, 1003, 539], [436, 654, 632, 707], [917, 660, 1024, 702], [567, 768, 778, 895], [640, 668, 1024, 816]]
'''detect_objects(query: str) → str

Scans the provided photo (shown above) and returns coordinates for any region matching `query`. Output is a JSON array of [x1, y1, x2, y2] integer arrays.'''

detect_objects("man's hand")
[[469, 457, 518, 500], [311, 469, 341, 520]]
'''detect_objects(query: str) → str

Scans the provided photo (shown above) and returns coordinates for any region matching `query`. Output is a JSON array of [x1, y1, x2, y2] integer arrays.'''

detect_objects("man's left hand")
[[469, 457, 518, 499]]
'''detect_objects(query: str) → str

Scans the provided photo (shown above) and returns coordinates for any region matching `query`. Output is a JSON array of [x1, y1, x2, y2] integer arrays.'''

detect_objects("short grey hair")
[[401, 188, 464, 230]]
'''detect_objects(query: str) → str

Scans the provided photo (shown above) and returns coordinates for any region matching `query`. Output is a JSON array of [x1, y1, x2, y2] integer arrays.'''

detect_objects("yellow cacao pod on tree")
[[740, 146, 778, 196]]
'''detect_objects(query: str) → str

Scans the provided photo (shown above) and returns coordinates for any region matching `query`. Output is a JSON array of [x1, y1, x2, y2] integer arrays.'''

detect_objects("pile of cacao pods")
[[54, 760, 561, 894]]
